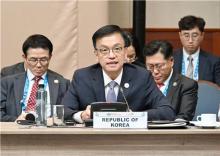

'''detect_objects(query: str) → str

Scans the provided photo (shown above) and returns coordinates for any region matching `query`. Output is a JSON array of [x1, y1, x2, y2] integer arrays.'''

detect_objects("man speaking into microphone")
[[62, 25, 175, 123]]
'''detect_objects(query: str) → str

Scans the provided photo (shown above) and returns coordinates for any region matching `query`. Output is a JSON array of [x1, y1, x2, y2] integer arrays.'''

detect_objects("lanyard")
[[161, 83, 169, 96], [181, 58, 199, 80], [21, 75, 48, 111]]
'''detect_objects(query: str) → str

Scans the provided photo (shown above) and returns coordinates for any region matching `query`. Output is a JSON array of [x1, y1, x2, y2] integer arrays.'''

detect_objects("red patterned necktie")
[[26, 76, 41, 112], [157, 83, 164, 89]]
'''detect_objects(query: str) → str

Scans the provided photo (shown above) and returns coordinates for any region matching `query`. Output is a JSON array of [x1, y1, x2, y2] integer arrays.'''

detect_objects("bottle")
[[218, 103, 220, 122], [35, 84, 47, 126]]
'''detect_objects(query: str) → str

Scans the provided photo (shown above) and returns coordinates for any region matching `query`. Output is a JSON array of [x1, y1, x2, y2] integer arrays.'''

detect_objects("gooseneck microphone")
[[25, 113, 35, 121], [119, 87, 132, 112]]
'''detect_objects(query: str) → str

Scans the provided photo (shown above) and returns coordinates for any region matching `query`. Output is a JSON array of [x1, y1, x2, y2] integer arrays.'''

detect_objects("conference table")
[[1, 122, 220, 156]]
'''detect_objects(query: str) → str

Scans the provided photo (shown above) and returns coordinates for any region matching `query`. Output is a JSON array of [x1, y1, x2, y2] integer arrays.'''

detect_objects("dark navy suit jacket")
[[173, 49, 220, 86], [62, 63, 175, 121]]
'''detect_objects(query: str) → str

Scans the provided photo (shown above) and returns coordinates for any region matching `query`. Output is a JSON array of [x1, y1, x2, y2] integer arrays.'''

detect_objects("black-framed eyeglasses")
[[27, 57, 50, 66], [95, 46, 124, 55], [146, 63, 166, 72]]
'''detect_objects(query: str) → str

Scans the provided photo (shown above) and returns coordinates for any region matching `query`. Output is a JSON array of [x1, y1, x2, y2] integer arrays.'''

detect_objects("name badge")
[[93, 112, 148, 128]]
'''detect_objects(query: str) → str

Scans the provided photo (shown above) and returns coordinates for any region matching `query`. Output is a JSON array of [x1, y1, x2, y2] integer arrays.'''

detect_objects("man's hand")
[[81, 105, 91, 121], [15, 112, 27, 122], [47, 117, 53, 126]]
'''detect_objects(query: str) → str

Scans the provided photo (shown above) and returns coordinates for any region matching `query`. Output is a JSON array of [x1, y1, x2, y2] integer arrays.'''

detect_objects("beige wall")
[[78, 1, 109, 69], [1, 0, 79, 79], [1, 0, 220, 79], [109, 1, 220, 28]]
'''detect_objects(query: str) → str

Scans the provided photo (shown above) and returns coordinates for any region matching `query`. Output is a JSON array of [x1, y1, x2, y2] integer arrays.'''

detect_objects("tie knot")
[[187, 56, 193, 62], [109, 81, 117, 89], [157, 83, 164, 89], [34, 76, 42, 82]]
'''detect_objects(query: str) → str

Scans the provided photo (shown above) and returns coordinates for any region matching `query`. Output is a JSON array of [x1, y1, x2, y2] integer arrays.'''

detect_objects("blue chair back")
[[193, 81, 220, 121]]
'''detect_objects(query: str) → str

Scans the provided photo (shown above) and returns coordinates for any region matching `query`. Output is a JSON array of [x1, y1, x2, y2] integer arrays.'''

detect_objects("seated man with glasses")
[[144, 40, 198, 121], [1, 34, 70, 122], [173, 15, 220, 86], [122, 31, 145, 67], [62, 25, 175, 123]]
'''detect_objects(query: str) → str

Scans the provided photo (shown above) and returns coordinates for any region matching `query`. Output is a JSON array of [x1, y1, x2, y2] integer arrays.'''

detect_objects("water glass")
[[53, 105, 64, 126]]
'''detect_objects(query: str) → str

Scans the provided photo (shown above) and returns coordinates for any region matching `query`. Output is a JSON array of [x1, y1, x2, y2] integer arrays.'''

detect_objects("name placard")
[[93, 112, 148, 128]]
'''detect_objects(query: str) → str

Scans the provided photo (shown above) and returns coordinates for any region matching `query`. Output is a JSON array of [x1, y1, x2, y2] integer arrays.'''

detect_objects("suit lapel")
[[91, 64, 106, 102], [14, 73, 26, 115], [47, 71, 59, 106], [175, 50, 183, 73], [198, 50, 206, 80], [117, 65, 132, 102], [167, 72, 180, 102]]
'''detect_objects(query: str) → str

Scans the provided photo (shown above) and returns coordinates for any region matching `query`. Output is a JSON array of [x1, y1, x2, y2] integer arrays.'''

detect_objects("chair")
[[192, 80, 220, 121]]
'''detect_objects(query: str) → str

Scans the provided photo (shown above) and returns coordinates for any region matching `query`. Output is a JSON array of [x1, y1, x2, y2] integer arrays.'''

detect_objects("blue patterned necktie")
[[106, 81, 117, 102]]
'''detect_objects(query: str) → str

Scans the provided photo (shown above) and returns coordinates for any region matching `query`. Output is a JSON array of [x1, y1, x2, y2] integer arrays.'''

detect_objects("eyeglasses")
[[146, 63, 166, 72], [95, 46, 124, 55], [127, 56, 137, 63], [181, 33, 201, 41], [27, 57, 50, 66]]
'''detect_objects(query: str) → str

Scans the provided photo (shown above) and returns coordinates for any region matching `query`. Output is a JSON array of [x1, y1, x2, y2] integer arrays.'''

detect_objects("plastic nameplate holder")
[[93, 112, 148, 129]]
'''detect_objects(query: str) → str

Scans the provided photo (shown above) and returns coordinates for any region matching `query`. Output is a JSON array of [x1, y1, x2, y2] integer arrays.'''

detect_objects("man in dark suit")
[[1, 62, 26, 77], [123, 31, 145, 68], [1, 34, 70, 122], [62, 25, 175, 123], [144, 40, 198, 121], [173, 15, 220, 86]]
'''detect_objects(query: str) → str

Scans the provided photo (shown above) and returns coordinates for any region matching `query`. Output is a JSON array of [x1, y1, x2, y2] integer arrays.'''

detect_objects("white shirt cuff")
[[73, 111, 84, 123]]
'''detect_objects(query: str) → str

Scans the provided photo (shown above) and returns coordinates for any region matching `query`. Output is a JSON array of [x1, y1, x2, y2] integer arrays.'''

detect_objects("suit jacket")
[[62, 63, 175, 121], [0, 70, 70, 122], [1, 62, 25, 77], [166, 72, 198, 121], [173, 49, 220, 86]]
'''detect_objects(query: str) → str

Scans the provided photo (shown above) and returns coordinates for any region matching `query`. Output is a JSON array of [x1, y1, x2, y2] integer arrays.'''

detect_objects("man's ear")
[[201, 32, 205, 40], [170, 56, 174, 67], [49, 54, 52, 60], [178, 32, 181, 38], [94, 50, 99, 62], [22, 54, 26, 60]]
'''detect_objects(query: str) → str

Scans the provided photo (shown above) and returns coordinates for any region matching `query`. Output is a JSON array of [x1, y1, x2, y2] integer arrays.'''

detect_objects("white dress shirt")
[[24, 69, 51, 117], [73, 69, 123, 123], [183, 48, 200, 80]]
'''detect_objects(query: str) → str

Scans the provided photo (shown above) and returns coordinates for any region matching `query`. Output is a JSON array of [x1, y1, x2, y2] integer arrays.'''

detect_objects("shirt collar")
[[102, 69, 123, 87], [27, 69, 47, 81], [183, 47, 200, 60], [164, 69, 173, 86]]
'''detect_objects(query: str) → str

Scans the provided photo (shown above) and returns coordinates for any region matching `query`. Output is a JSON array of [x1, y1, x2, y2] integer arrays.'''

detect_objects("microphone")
[[25, 112, 36, 121], [119, 86, 132, 112]]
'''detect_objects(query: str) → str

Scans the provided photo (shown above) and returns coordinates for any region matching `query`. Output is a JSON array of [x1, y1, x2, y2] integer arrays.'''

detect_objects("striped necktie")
[[186, 55, 194, 79], [26, 76, 41, 111], [157, 83, 164, 89]]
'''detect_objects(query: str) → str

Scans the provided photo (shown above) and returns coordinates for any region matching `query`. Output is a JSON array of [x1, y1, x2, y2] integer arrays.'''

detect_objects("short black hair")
[[122, 31, 133, 47], [178, 15, 206, 32], [92, 25, 127, 48], [22, 34, 53, 56], [143, 40, 173, 60]]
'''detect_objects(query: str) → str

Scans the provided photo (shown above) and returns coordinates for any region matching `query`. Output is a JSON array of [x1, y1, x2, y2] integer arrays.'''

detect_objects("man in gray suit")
[[144, 40, 198, 121], [1, 34, 70, 122], [62, 25, 175, 123]]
